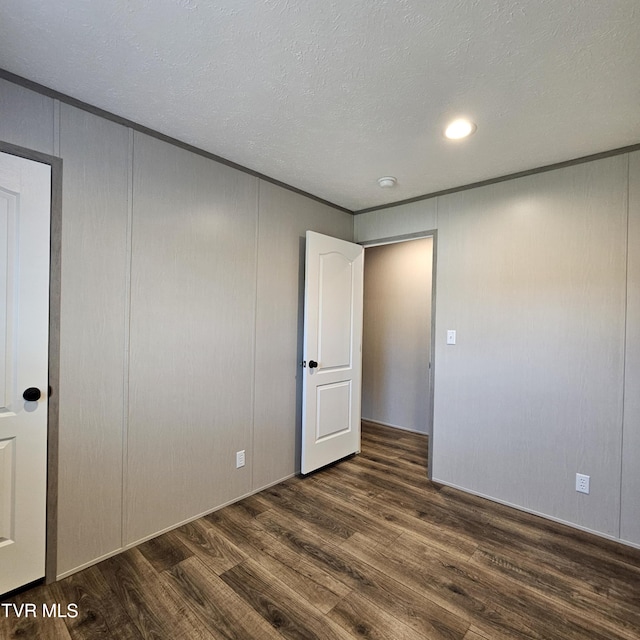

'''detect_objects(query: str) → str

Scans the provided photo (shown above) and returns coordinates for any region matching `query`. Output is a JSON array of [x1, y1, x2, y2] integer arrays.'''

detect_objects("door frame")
[[358, 229, 437, 480], [0, 141, 62, 584]]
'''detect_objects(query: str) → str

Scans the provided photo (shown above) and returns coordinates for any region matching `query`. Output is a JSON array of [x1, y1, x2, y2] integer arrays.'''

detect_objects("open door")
[[301, 231, 364, 475], [0, 152, 50, 594]]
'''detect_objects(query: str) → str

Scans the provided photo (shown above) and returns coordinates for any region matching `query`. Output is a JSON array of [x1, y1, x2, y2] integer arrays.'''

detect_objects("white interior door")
[[301, 231, 364, 474], [0, 151, 50, 594]]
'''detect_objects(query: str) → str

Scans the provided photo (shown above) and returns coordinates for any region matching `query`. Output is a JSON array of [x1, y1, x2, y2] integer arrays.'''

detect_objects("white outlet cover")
[[576, 473, 590, 494]]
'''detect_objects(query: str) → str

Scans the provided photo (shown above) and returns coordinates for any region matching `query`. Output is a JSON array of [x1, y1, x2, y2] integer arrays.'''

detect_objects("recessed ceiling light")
[[377, 176, 397, 188], [444, 118, 477, 140]]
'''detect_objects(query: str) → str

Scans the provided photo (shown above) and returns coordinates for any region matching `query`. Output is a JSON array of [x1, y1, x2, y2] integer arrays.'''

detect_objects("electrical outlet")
[[236, 450, 245, 468], [576, 473, 590, 494]]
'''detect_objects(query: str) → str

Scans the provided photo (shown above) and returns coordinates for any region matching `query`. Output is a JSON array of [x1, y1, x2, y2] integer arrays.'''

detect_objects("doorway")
[[361, 235, 435, 473]]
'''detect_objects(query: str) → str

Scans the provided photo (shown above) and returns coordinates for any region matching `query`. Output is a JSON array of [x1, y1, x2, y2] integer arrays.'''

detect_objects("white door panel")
[[0, 151, 50, 594], [318, 252, 353, 368], [302, 231, 363, 474], [316, 380, 352, 439]]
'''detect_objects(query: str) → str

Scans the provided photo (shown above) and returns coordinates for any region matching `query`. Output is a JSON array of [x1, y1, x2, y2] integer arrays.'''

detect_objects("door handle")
[[23, 387, 41, 402], [308, 360, 318, 369]]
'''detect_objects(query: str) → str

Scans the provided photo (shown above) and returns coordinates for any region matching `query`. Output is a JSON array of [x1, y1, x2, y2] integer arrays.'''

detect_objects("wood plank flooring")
[[2, 420, 640, 639]]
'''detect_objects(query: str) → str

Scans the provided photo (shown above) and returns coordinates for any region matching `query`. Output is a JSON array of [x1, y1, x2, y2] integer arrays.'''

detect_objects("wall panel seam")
[[52, 100, 60, 157], [121, 127, 135, 549], [251, 180, 261, 490], [618, 152, 631, 537]]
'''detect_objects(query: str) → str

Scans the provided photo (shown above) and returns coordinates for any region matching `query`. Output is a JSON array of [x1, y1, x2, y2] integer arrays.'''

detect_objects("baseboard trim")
[[432, 477, 640, 551], [56, 472, 296, 580], [362, 417, 428, 436]]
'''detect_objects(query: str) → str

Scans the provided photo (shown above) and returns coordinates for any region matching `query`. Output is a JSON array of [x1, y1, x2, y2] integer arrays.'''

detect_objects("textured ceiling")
[[1, 0, 639, 211]]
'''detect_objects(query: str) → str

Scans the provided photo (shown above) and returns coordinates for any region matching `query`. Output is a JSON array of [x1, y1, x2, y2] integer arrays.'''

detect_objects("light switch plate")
[[447, 330, 456, 345]]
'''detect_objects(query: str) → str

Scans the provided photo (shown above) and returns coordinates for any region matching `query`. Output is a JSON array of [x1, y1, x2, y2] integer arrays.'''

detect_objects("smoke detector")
[[377, 176, 397, 188]]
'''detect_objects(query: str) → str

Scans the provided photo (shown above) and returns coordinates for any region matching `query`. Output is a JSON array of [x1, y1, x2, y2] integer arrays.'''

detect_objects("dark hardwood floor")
[[2, 420, 640, 639]]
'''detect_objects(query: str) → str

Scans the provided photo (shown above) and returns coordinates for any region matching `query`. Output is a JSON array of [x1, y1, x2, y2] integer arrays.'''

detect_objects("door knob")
[[308, 360, 318, 369], [23, 387, 41, 402]]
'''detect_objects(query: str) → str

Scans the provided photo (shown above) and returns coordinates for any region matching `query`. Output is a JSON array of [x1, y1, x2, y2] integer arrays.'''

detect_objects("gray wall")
[[355, 154, 640, 547], [0, 77, 353, 576], [362, 238, 433, 434]]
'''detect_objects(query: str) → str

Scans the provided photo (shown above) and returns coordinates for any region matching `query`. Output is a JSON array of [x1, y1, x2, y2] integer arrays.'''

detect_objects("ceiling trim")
[[3, 68, 639, 218], [354, 142, 640, 215], [0, 68, 354, 215]]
